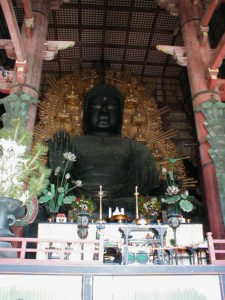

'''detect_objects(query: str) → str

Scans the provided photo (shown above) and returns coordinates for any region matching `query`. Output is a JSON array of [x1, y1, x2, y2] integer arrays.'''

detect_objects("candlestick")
[[97, 185, 106, 223], [99, 186, 103, 219], [134, 186, 139, 220]]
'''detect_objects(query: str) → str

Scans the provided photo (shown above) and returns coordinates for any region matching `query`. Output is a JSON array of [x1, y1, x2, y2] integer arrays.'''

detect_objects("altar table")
[[37, 223, 206, 264]]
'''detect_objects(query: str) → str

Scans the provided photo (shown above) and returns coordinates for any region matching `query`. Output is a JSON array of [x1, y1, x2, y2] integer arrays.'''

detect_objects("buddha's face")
[[86, 94, 121, 135]]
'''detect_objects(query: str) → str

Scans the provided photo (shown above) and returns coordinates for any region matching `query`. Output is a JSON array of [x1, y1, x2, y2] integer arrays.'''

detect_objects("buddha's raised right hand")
[[47, 130, 75, 173]]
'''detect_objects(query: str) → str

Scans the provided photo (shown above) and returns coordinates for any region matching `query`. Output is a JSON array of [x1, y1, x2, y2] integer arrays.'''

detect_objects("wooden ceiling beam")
[[40, 69, 179, 79], [58, 57, 179, 68], [62, 2, 160, 13], [199, 0, 220, 45], [47, 24, 175, 35], [201, 0, 220, 27], [23, 0, 34, 38], [141, 6, 160, 78], [52, 10, 62, 75], [77, 0, 82, 66], [209, 31, 225, 70], [121, 0, 134, 72], [0, 0, 26, 62], [16, 0, 66, 10], [207, 32, 225, 90], [207, 33, 225, 89], [0, 0, 27, 82], [77, 43, 149, 50], [99, 0, 107, 80]]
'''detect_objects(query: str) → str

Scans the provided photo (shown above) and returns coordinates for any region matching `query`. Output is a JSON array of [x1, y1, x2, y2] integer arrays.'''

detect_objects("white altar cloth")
[[38, 223, 204, 246], [37, 223, 205, 262]]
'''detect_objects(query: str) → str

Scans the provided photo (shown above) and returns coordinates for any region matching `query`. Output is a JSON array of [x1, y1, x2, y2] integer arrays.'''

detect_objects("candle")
[[135, 186, 139, 219], [108, 207, 112, 218], [99, 185, 103, 220]]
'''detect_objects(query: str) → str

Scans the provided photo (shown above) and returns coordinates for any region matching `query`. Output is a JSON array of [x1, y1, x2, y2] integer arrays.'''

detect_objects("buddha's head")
[[83, 84, 124, 136]]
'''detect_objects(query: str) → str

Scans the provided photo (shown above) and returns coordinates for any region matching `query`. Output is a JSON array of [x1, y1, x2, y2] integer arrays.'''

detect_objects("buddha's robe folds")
[[71, 135, 158, 200]]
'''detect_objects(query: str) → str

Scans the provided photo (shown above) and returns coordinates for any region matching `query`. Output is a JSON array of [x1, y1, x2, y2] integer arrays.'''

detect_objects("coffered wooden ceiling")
[[0, 1, 224, 79], [3, 0, 183, 78]]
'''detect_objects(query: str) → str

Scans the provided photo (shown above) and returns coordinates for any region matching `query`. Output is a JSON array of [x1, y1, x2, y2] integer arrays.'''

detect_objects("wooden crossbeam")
[[0, 39, 75, 61], [0, 0, 27, 82], [210, 32, 225, 70], [16, 0, 71, 10], [0, 0, 26, 63], [207, 32, 225, 91], [201, 0, 219, 27]]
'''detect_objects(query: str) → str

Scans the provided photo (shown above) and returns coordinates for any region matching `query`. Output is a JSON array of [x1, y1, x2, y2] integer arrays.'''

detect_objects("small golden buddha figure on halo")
[[55, 104, 73, 133], [124, 84, 138, 109], [135, 127, 147, 144], [132, 109, 147, 126], [64, 86, 80, 110]]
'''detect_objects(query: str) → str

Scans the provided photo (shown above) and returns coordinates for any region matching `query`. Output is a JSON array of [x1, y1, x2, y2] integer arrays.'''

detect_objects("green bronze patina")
[[0, 90, 39, 127], [196, 98, 225, 225]]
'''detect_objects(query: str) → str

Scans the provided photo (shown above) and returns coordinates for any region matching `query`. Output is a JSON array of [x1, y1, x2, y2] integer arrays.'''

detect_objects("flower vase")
[[77, 211, 90, 239], [0, 197, 22, 237], [166, 205, 180, 265], [167, 206, 180, 229], [0, 197, 22, 258]]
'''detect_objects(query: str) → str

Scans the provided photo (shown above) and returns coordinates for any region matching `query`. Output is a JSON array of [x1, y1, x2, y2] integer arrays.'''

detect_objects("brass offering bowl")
[[110, 214, 131, 223]]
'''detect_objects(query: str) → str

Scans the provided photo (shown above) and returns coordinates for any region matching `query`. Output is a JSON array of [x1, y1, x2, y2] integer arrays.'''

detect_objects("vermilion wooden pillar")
[[179, 0, 225, 238], [10, 0, 49, 132]]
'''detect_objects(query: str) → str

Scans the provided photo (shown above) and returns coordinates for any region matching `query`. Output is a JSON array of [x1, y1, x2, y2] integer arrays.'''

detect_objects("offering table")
[[37, 222, 205, 265]]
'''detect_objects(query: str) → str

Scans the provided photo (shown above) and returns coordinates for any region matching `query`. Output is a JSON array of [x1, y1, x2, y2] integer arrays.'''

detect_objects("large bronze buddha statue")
[[48, 84, 158, 214]]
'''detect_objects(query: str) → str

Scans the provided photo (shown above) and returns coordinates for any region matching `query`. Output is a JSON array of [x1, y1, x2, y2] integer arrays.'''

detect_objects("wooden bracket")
[[42, 41, 75, 60], [25, 16, 34, 28], [207, 68, 219, 90], [199, 25, 209, 46], [15, 59, 27, 83], [0, 39, 75, 61], [156, 0, 179, 16], [25, 16, 34, 30], [156, 45, 187, 66]]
